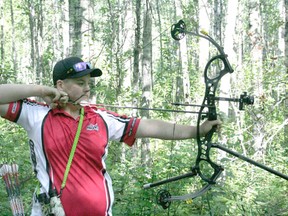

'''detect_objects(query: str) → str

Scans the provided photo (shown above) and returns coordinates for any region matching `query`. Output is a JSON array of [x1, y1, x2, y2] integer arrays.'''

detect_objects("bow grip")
[[208, 107, 217, 121], [207, 94, 217, 121]]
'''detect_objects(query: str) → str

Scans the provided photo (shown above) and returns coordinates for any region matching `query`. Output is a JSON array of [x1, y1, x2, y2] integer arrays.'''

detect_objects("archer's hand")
[[40, 86, 68, 108], [199, 119, 222, 137]]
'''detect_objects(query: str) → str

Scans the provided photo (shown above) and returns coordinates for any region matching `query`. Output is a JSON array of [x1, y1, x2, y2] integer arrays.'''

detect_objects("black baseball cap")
[[53, 57, 102, 85]]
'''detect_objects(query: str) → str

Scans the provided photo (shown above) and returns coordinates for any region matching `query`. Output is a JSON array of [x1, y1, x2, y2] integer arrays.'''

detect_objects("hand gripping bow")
[[143, 20, 288, 209]]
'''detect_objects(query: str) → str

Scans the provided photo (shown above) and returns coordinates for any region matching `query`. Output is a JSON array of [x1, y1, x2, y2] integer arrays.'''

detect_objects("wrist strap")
[[59, 108, 84, 197]]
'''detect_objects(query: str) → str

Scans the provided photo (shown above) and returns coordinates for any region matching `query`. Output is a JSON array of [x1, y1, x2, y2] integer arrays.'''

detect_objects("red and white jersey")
[[2, 99, 140, 216]]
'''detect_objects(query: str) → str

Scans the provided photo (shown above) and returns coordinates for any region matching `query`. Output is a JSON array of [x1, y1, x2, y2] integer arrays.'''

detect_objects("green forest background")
[[0, 0, 288, 215]]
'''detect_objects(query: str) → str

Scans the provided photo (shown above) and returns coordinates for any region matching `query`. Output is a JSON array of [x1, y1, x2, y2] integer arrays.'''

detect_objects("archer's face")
[[59, 74, 92, 104]]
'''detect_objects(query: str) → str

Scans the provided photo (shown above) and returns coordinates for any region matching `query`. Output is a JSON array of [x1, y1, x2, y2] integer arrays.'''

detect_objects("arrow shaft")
[[97, 104, 202, 114]]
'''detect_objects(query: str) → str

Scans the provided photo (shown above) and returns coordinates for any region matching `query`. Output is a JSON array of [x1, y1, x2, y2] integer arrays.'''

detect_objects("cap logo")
[[67, 68, 74, 75]]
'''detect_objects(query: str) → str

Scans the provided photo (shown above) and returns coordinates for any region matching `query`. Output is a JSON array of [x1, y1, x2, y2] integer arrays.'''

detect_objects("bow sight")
[[214, 92, 254, 110], [143, 20, 288, 210]]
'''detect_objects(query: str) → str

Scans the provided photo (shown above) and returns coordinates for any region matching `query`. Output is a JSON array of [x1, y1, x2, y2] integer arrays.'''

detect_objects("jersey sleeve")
[[96, 108, 141, 146], [2, 100, 22, 122], [2, 99, 50, 132], [120, 117, 140, 146]]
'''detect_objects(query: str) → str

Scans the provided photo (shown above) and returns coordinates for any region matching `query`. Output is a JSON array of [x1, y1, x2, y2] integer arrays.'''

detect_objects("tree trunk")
[[140, 0, 152, 166], [27, 0, 35, 81], [131, 0, 141, 160], [69, 0, 82, 56], [35, 0, 44, 84], [156, 0, 163, 73], [63, 0, 70, 57], [9, 0, 17, 76], [248, 0, 265, 159], [0, 0, 4, 80], [174, 0, 190, 104], [220, 0, 237, 116], [284, 0, 288, 143], [133, 0, 141, 97], [198, 0, 211, 86]]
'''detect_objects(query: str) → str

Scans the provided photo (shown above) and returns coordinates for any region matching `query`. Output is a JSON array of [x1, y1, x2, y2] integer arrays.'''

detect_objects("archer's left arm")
[[135, 119, 221, 140]]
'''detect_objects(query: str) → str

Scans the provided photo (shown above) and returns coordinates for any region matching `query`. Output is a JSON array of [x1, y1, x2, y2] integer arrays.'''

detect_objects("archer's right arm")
[[0, 84, 66, 117]]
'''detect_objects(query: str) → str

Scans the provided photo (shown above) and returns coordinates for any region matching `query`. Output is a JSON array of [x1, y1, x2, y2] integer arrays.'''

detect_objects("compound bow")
[[143, 20, 288, 209]]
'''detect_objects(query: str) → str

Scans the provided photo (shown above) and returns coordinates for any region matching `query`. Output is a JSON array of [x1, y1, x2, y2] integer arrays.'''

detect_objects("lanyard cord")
[[59, 108, 84, 197]]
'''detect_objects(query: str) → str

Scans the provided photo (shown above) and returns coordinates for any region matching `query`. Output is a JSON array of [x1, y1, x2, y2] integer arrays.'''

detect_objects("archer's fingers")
[[211, 119, 222, 126], [211, 119, 222, 132], [50, 102, 58, 109], [52, 91, 68, 102], [59, 95, 69, 104]]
